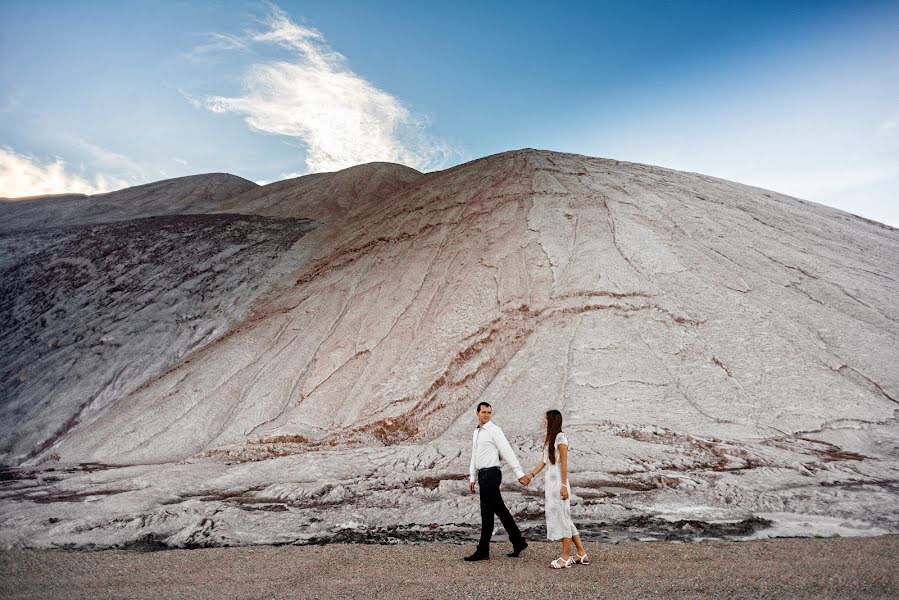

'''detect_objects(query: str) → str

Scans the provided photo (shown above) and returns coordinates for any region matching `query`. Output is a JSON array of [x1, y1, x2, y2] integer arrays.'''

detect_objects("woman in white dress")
[[522, 410, 589, 568]]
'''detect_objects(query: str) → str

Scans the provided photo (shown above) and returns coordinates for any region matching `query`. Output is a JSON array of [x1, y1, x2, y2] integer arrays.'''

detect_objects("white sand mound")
[[1, 149, 897, 549], [45, 150, 898, 465]]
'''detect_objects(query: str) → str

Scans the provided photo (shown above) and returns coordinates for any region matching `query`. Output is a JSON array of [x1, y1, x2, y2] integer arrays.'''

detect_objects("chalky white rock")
[[1, 149, 896, 549]]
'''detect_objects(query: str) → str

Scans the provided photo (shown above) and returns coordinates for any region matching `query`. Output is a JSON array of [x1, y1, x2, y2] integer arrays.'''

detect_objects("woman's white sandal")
[[550, 556, 574, 569], [575, 552, 590, 565]]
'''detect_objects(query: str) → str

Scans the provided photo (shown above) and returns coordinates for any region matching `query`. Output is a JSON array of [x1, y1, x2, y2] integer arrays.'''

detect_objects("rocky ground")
[[1, 442, 895, 551], [1, 536, 896, 599]]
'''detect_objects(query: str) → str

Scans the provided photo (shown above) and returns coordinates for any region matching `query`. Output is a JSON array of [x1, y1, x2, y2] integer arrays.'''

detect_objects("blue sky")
[[1, 0, 897, 225]]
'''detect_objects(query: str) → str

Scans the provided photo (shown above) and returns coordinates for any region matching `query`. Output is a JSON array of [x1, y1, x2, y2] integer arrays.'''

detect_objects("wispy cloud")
[[65, 136, 147, 182], [190, 6, 454, 173], [184, 32, 249, 62], [0, 147, 128, 198]]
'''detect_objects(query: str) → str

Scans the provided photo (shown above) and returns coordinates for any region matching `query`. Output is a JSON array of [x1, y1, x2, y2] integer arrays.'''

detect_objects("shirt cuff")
[[513, 467, 525, 479]]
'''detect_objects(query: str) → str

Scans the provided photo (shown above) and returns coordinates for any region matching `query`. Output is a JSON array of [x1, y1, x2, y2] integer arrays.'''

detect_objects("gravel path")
[[2, 536, 897, 599]]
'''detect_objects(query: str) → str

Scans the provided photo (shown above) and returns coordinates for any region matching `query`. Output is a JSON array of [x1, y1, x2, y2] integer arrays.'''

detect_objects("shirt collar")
[[478, 420, 496, 430]]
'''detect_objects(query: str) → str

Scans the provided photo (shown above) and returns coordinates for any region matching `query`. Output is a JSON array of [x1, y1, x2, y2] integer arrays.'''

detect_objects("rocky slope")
[[1, 149, 897, 549], [0, 214, 316, 464], [0, 163, 429, 465], [45, 150, 899, 464]]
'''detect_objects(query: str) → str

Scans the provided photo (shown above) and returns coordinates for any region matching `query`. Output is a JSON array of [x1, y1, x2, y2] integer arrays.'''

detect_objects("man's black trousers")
[[477, 467, 524, 555]]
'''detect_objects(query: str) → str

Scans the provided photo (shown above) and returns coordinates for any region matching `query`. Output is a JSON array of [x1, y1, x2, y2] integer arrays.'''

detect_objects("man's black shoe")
[[463, 552, 489, 561], [507, 541, 528, 557]]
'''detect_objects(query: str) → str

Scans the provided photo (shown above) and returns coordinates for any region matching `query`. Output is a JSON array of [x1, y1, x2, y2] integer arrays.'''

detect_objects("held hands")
[[469, 481, 476, 494], [518, 475, 532, 486]]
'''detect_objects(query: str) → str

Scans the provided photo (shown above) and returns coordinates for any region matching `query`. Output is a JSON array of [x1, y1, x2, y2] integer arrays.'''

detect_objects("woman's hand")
[[560, 486, 569, 500]]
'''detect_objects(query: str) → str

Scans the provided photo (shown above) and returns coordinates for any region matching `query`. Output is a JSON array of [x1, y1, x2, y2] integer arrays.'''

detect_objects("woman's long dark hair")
[[544, 410, 563, 464]]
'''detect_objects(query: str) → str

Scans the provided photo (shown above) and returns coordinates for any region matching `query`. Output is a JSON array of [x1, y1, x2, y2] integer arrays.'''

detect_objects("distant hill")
[[0, 173, 258, 232]]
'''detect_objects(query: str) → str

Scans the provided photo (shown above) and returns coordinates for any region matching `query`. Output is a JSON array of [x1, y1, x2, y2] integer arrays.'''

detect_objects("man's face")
[[477, 406, 492, 426]]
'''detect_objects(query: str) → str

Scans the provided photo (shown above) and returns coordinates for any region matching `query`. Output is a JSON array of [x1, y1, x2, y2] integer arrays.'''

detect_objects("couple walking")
[[465, 402, 589, 569]]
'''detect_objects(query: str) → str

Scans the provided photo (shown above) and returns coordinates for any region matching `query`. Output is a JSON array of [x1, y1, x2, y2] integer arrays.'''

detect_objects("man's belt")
[[477, 466, 500, 474]]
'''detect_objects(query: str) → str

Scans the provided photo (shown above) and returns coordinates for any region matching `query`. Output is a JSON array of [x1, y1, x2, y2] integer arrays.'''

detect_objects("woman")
[[522, 410, 589, 568]]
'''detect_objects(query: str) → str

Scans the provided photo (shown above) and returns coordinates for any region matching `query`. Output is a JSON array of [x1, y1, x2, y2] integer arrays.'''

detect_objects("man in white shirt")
[[464, 401, 529, 561]]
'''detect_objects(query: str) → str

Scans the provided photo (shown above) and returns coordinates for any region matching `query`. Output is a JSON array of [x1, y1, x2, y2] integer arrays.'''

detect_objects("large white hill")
[[1, 149, 896, 548]]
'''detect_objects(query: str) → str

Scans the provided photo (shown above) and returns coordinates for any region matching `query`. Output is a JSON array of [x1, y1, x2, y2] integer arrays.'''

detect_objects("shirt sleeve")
[[493, 426, 525, 479], [469, 430, 477, 483]]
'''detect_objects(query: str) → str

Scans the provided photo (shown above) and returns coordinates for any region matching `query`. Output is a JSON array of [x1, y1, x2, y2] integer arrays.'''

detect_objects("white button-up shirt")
[[469, 420, 526, 483]]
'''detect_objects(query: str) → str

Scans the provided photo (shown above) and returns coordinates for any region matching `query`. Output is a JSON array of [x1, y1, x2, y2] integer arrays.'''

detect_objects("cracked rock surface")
[[0, 214, 317, 464], [1, 149, 897, 549]]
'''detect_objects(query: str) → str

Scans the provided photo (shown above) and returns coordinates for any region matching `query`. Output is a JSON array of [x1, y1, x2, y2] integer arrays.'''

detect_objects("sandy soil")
[[1, 536, 897, 599]]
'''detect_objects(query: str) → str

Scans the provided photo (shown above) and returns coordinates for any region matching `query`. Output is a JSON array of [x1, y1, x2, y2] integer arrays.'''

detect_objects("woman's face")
[[543, 415, 548, 428]]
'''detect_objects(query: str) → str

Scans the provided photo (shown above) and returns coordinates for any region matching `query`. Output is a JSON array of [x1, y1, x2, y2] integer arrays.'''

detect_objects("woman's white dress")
[[544, 431, 579, 540]]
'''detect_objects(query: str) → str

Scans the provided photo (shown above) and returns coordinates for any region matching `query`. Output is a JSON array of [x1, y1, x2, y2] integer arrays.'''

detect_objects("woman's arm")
[[559, 444, 569, 499], [521, 459, 545, 485]]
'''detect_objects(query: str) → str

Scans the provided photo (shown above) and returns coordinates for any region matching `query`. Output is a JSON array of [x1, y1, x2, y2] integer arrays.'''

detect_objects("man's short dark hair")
[[476, 402, 492, 412]]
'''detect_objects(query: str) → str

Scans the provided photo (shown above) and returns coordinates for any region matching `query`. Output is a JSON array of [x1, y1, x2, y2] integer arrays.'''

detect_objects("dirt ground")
[[1, 536, 897, 599]]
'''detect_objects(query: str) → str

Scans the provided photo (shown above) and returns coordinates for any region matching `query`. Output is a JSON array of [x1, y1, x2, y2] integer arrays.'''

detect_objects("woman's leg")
[[561, 537, 571, 559], [572, 534, 586, 556]]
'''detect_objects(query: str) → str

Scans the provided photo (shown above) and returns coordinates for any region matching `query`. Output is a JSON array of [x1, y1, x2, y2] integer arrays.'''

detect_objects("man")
[[464, 401, 529, 561]]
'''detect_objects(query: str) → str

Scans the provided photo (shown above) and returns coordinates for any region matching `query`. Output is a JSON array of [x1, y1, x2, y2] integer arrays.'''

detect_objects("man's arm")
[[493, 425, 526, 479], [469, 430, 477, 492]]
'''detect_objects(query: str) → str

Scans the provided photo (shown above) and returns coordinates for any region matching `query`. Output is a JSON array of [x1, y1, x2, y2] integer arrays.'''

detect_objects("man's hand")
[[469, 481, 476, 494], [560, 486, 569, 500], [519, 475, 531, 486]]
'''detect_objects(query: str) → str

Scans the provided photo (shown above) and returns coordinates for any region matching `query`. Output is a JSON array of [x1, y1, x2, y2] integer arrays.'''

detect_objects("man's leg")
[[491, 475, 525, 548], [476, 471, 497, 555]]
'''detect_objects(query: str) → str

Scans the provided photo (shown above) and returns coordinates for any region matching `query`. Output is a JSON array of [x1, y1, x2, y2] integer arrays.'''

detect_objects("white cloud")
[[192, 6, 454, 173], [179, 87, 205, 110], [172, 156, 189, 166], [0, 147, 128, 198], [184, 32, 248, 61], [64, 136, 147, 182]]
